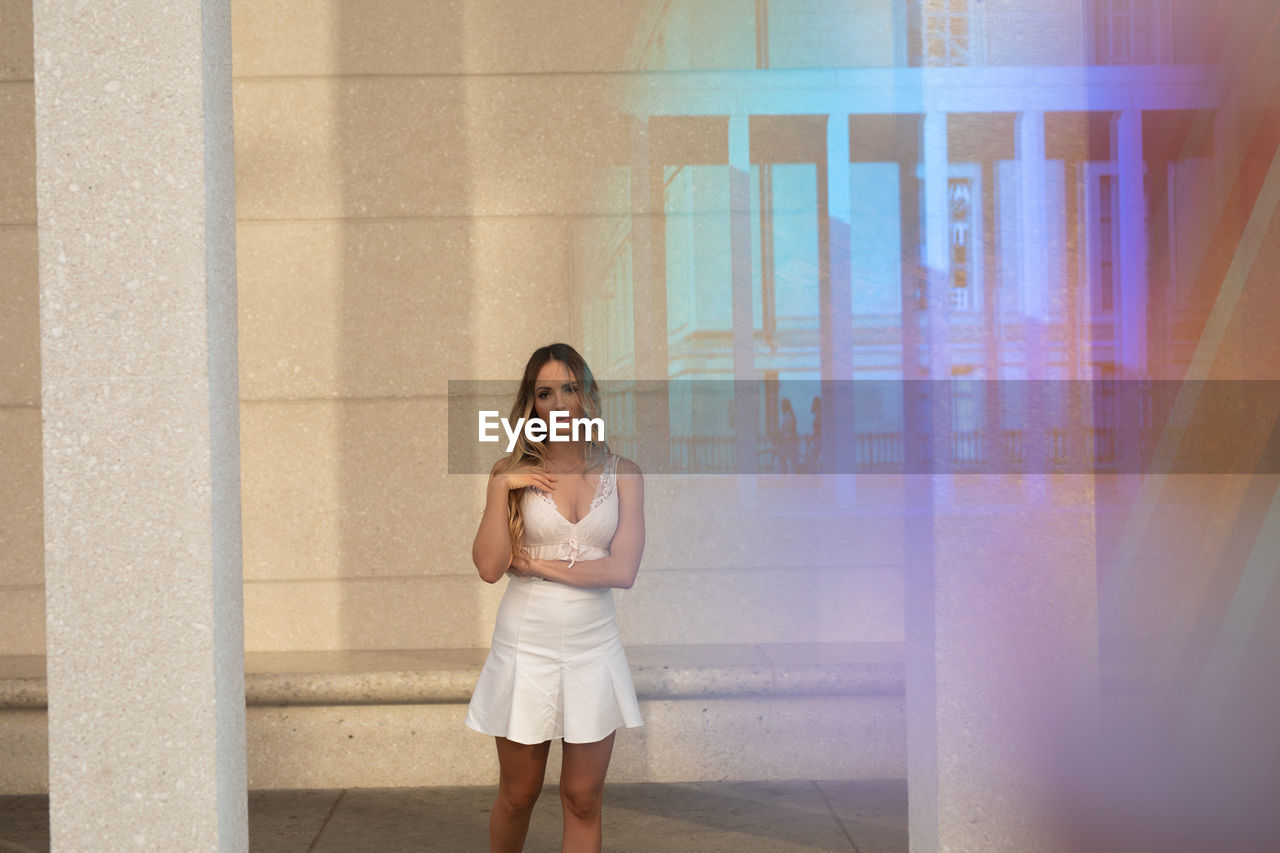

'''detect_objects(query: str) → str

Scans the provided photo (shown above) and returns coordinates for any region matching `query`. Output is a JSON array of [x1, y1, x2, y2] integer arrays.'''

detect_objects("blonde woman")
[[466, 342, 645, 853]]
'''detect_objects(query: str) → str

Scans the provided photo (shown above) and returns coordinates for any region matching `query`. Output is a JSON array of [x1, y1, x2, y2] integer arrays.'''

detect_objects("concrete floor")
[[0, 779, 908, 852]]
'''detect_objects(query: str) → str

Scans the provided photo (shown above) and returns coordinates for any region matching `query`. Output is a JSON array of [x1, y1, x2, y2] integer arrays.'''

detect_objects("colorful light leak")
[[566, 2, 1280, 849]]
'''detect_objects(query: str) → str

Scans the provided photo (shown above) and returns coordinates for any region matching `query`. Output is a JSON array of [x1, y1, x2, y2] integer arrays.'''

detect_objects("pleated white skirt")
[[465, 574, 645, 745]]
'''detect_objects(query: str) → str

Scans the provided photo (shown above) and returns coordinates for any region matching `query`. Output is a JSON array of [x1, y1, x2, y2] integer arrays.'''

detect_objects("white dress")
[[465, 452, 644, 744]]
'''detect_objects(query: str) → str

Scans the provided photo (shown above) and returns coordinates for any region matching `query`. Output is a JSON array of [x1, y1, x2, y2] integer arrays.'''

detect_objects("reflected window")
[[921, 0, 974, 66], [948, 176, 974, 310], [663, 164, 733, 378], [752, 163, 819, 368], [1093, 0, 1171, 65], [1082, 165, 1119, 317]]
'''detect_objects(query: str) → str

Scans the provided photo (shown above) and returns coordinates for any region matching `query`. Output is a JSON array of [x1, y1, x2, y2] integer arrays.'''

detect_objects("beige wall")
[[0, 0, 903, 659], [0, 0, 41, 655], [233, 0, 634, 652], [229, 0, 902, 652], [5, 0, 1268, 661]]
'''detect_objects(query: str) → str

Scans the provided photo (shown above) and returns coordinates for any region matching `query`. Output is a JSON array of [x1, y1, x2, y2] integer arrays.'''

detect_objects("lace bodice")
[[520, 453, 620, 564]]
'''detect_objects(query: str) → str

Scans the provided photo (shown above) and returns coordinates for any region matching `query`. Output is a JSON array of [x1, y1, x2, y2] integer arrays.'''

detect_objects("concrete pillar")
[[34, 0, 247, 848]]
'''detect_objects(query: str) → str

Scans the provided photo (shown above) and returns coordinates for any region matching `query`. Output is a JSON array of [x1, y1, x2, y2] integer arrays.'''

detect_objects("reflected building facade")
[[574, 0, 1230, 474]]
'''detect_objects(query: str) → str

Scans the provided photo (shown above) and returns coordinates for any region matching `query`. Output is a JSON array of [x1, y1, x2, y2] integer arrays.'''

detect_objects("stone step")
[[0, 643, 907, 793], [1, 643, 904, 709]]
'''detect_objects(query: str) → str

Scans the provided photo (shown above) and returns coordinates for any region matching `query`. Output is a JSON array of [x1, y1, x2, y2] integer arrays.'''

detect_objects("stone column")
[[34, 0, 246, 849]]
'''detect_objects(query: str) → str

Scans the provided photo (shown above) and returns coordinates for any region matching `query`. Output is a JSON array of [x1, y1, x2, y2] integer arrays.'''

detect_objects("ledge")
[[0, 642, 905, 710]]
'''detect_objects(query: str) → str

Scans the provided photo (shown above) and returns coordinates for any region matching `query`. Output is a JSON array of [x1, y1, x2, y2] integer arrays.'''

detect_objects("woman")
[[466, 342, 645, 853]]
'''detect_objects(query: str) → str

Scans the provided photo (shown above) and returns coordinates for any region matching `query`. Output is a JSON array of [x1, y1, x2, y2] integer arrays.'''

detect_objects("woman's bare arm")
[[472, 459, 558, 584], [472, 461, 514, 584], [516, 458, 645, 590]]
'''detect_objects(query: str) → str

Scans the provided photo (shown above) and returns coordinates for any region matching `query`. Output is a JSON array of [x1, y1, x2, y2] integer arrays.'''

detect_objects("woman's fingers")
[[497, 465, 570, 493]]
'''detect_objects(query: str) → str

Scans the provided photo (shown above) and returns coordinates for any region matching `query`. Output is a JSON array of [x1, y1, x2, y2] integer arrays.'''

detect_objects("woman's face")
[[532, 359, 585, 422]]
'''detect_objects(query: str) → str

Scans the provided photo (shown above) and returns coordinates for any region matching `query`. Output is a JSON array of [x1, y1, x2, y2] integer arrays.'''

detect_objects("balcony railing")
[[650, 424, 1143, 474]]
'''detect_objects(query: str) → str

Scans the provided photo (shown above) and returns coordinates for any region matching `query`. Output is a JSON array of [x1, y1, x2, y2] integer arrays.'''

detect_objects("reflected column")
[[1115, 109, 1149, 379], [823, 114, 854, 492], [630, 113, 671, 472], [729, 114, 757, 482]]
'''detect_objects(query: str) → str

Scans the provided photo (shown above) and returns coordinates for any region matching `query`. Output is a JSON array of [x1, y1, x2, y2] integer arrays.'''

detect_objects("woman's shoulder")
[[610, 452, 642, 478]]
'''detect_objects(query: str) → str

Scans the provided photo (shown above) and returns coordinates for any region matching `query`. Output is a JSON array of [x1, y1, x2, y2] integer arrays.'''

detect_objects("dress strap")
[[589, 453, 619, 512]]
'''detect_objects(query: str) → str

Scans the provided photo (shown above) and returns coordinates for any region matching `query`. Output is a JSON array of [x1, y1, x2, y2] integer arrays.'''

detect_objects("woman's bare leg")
[[558, 731, 616, 853], [491, 736, 551, 853]]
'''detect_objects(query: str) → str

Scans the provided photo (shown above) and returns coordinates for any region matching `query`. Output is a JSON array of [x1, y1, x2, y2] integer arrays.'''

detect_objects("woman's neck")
[[543, 442, 595, 470]]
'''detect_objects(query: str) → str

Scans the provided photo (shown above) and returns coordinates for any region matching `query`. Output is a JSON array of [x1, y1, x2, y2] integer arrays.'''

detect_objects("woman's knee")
[[497, 779, 543, 816], [559, 780, 604, 821]]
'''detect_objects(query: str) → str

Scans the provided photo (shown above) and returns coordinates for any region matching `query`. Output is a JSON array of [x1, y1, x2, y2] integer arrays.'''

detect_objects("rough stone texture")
[[33, 0, 246, 847]]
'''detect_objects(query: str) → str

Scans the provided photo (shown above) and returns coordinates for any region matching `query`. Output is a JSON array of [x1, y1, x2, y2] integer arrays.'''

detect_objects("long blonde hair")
[[493, 343, 610, 557]]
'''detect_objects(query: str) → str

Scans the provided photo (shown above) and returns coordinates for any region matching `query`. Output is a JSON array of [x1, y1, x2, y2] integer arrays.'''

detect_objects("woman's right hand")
[[492, 465, 557, 494], [506, 551, 535, 578]]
